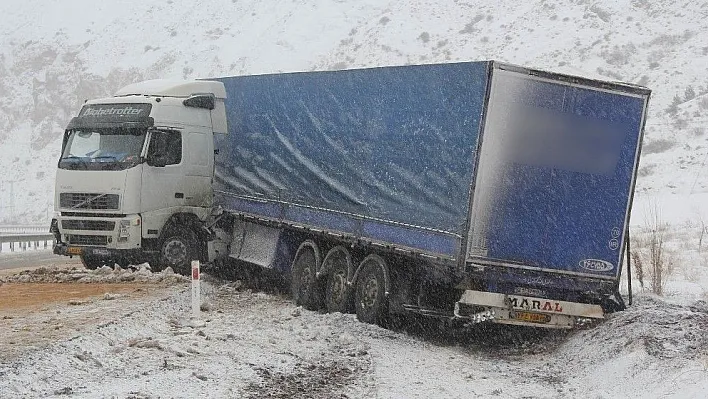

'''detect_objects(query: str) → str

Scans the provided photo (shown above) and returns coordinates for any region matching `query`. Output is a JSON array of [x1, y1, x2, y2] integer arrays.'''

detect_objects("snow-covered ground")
[[0, 265, 706, 398], [1, 1, 707, 397]]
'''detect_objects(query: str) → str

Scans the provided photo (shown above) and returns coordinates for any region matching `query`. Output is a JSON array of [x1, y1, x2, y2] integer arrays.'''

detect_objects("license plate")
[[92, 248, 110, 256], [67, 247, 83, 255], [511, 311, 551, 324]]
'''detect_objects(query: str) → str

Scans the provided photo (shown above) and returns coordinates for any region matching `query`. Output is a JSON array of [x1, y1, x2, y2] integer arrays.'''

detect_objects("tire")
[[325, 254, 352, 314], [146, 253, 165, 273], [290, 244, 322, 310], [80, 255, 105, 270], [159, 227, 198, 275], [354, 256, 389, 326]]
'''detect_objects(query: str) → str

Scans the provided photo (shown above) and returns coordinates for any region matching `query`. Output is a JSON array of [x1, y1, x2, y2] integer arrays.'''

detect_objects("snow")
[[0, 268, 706, 398], [1, 1, 708, 397]]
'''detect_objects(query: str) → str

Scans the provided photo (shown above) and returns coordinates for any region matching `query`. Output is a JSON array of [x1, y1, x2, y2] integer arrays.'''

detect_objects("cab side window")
[[147, 131, 182, 165]]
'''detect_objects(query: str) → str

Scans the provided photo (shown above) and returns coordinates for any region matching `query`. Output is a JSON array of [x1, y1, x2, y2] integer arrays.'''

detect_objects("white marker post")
[[191, 260, 200, 319]]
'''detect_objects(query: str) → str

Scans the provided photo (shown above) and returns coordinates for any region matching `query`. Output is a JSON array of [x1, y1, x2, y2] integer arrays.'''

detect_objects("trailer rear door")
[[466, 64, 650, 281]]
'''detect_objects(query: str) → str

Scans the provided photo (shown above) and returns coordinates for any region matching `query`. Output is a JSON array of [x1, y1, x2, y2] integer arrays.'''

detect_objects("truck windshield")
[[59, 127, 147, 171]]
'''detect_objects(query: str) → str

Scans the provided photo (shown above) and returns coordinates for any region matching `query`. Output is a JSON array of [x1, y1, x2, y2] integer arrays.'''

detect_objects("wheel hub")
[[299, 266, 313, 297], [163, 238, 187, 264], [361, 275, 379, 309], [330, 270, 347, 303]]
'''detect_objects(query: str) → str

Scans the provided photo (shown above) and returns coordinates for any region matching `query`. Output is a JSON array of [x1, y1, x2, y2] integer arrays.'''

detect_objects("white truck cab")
[[51, 80, 227, 273]]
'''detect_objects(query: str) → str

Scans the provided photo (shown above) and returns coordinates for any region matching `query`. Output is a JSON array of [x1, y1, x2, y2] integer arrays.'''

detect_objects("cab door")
[[182, 129, 214, 208], [140, 129, 186, 237]]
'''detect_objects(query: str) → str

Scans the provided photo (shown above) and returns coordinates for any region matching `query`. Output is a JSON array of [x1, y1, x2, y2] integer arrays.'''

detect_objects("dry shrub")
[[632, 203, 674, 295]]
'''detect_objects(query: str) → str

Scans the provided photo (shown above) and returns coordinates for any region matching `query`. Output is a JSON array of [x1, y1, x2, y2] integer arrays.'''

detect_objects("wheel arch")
[[161, 212, 206, 239], [291, 239, 322, 276]]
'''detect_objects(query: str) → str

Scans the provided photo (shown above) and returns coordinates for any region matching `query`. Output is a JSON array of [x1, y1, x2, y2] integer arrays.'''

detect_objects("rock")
[[192, 372, 208, 381], [68, 273, 87, 281], [96, 265, 113, 275], [291, 307, 302, 317], [128, 338, 163, 350], [54, 387, 73, 395], [188, 319, 207, 328], [136, 265, 152, 276]]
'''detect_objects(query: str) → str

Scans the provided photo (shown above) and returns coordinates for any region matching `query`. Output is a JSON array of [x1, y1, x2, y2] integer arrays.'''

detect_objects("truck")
[[51, 61, 651, 329]]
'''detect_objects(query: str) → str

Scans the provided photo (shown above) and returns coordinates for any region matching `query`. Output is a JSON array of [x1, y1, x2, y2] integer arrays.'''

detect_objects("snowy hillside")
[[1, 0, 708, 224]]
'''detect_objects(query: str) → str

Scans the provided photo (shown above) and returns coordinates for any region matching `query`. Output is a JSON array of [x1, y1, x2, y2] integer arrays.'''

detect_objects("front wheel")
[[80, 255, 105, 270], [159, 227, 198, 275], [354, 257, 388, 326]]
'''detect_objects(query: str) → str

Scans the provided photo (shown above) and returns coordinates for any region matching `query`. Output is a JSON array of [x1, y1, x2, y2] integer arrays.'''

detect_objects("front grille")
[[59, 193, 119, 210], [62, 220, 116, 231], [66, 234, 108, 246], [61, 212, 126, 218]]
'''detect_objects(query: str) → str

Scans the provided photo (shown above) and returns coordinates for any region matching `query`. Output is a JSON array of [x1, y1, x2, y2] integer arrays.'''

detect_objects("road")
[[0, 249, 81, 272]]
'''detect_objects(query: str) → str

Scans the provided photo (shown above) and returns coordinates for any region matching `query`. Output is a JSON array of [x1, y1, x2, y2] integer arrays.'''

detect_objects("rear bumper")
[[455, 290, 604, 329]]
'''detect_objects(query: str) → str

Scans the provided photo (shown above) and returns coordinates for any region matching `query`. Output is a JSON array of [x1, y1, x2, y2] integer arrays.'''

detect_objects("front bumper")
[[52, 241, 143, 260], [52, 214, 142, 249], [52, 214, 144, 264]]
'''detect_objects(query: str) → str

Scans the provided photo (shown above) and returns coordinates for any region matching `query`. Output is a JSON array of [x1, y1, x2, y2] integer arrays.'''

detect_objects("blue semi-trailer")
[[52, 61, 650, 329]]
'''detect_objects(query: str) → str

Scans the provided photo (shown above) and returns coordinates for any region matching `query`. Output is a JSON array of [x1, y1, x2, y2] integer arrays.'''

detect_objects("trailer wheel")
[[325, 256, 352, 314], [159, 227, 198, 275], [355, 257, 388, 326], [80, 255, 104, 270], [290, 243, 322, 310]]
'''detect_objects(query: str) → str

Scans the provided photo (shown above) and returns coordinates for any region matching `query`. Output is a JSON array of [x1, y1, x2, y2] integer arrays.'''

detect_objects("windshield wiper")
[[60, 156, 89, 169], [92, 155, 119, 162]]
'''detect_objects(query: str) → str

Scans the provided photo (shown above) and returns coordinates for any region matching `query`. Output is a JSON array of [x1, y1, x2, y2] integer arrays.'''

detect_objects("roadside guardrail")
[[0, 225, 49, 233], [0, 234, 55, 253]]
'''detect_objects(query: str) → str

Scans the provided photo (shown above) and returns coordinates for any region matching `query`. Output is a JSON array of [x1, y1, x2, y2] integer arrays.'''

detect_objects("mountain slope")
[[1, 0, 707, 223]]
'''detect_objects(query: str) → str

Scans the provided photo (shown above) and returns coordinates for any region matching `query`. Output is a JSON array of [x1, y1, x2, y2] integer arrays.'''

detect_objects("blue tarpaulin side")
[[213, 62, 490, 256]]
